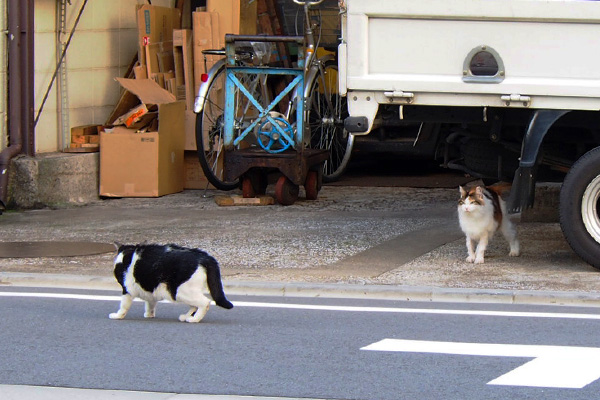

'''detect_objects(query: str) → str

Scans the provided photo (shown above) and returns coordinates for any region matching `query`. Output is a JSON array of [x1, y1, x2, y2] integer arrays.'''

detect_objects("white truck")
[[338, 0, 600, 269]]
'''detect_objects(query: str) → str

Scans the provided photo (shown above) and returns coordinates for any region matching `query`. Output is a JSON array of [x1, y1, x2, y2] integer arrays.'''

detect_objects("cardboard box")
[[184, 110, 197, 150], [100, 78, 185, 197], [206, 0, 240, 48], [184, 151, 214, 189], [193, 11, 220, 93], [137, 5, 181, 66]]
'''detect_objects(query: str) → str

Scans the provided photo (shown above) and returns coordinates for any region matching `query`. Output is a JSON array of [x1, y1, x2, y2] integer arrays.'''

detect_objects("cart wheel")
[[304, 170, 322, 200], [275, 176, 299, 206], [242, 171, 268, 198], [241, 177, 255, 198]]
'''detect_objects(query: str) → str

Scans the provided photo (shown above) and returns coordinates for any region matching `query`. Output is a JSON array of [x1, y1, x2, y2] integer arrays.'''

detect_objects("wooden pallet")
[[214, 194, 275, 206]]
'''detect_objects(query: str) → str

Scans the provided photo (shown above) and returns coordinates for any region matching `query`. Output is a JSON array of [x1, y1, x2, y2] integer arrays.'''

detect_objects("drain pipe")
[[0, 0, 31, 210]]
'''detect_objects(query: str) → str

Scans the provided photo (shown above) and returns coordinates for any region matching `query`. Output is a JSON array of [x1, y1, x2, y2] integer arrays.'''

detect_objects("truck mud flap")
[[508, 109, 569, 213]]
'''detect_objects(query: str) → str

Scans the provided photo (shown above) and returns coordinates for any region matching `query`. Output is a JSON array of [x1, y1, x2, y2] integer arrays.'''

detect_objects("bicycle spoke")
[[305, 59, 353, 182]]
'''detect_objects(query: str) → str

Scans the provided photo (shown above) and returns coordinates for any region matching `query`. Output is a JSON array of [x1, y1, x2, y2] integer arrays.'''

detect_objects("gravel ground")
[[0, 185, 598, 293]]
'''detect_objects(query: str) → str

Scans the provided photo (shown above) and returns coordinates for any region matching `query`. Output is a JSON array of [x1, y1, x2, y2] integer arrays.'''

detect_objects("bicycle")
[[194, 0, 353, 191]]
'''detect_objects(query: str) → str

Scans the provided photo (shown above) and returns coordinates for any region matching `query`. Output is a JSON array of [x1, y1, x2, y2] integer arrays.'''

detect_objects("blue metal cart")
[[221, 34, 328, 205]]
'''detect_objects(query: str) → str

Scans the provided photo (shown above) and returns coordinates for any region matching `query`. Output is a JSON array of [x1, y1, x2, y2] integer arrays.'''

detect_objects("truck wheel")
[[559, 146, 600, 270]]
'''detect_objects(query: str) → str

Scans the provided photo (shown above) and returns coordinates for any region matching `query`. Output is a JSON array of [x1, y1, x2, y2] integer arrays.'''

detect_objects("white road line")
[[362, 338, 600, 388], [0, 292, 121, 301], [1, 291, 600, 320]]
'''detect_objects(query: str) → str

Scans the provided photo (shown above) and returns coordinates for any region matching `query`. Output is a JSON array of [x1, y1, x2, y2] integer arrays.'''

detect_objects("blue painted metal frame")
[[224, 67, 304, 149], [223, 37, 305, 153]]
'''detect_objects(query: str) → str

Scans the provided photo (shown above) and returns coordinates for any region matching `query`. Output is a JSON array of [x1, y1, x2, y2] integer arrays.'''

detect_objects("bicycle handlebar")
[[292, 0, 325, 6], [225, 34, 304, 44]]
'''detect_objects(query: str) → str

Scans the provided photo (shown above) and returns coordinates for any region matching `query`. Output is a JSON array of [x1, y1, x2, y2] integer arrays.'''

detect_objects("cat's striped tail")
[[204, 256, 234, 309]]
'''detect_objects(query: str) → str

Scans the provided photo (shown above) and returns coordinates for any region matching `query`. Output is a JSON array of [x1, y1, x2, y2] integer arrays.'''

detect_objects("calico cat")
[[458, 185, 520, 264], [109, 243, 233, 323]]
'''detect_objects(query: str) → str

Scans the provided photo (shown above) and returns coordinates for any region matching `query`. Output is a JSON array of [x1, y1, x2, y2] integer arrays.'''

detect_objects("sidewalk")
[[0, 384, 315, 400], [0, 185, 599, 305]]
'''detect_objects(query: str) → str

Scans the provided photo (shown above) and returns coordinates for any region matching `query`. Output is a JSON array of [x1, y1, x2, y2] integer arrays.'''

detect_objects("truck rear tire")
[[559, 146, 600, 270]]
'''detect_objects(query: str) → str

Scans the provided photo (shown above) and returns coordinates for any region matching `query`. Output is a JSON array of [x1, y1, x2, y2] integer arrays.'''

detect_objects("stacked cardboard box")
[[64, 125, 101, 153], [100, 5, 184, 198], [100, 2, 257, 197], [100, 78, 185, 198]]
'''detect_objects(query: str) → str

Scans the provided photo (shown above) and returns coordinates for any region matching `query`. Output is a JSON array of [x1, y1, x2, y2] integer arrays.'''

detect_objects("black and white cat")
[[458, 185, 520, 264], [109, 243, 233, 323]]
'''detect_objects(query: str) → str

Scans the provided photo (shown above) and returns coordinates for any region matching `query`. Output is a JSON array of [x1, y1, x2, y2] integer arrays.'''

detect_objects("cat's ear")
[[475, 186, 484, 196], [459, 186, 467, 197]]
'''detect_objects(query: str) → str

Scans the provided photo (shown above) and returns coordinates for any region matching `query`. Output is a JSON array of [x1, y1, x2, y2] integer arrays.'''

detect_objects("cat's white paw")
[[144, 312, 155, 318], [109, 312, 124, 320], [474, 257, 485, 264], [179, 314, 188, 322], [466, 255, 475, 263], [185, 316, 201, 323], [509, 249, 520, 257]]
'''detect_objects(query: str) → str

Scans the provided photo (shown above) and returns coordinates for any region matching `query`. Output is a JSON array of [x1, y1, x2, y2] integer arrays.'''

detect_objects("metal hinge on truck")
[[384, 90, 414, 103], [501, 94, 531, 107]]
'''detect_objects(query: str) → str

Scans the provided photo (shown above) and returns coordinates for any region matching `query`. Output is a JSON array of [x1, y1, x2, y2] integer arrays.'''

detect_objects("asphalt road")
[[2, 287, 600, 400]]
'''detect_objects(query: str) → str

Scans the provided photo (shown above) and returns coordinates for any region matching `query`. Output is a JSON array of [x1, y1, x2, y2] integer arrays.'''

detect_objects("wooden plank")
[[181, 30, 194, 110], [71, 135, 87, 144], [71, 124, 99, 136], [193, 12, 219, 94], [133, 65, 148, 79], [240, 0, 258, 35], [63, 146, 100, 153], [175, 0, 185, 25], [87, 135, 100, 144], [173, 29, 195, 110], [214, 195, 275, 206], [173, 41, 185, 87]]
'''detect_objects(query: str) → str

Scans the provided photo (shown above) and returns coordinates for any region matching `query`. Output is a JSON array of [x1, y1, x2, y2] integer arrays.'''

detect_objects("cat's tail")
[[203, 256, 234, 309]]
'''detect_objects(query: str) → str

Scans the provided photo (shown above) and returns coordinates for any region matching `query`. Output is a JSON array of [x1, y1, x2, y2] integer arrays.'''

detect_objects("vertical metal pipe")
[[57, 0, 69, 151], [24, 0, 35, 156], [0, 0, 25, 209]]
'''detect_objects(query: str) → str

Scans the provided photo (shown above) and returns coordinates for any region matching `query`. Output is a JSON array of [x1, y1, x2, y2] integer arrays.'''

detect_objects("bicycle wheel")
[[305, 58, 354, 182], [195, 65, 238, 190], [195, 64, 266, 190]]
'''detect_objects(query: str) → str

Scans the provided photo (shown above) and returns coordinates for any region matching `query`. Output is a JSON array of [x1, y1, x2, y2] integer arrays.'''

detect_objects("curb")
[[1, 272, 600, 308]]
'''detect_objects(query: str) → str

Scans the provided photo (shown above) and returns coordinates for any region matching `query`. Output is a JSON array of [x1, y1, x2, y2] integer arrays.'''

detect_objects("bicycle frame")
[[295, 0, 338, 124], [193, 0, 351, 190]]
